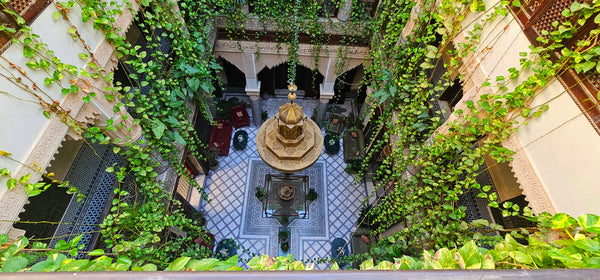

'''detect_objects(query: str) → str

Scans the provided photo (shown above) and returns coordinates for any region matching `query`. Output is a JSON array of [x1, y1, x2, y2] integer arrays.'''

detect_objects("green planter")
[[233, 130, 248, 150], [324, 134, 340, 155]]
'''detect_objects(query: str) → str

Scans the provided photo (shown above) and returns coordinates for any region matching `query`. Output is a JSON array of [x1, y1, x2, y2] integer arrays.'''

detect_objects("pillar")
[[317, 82, 335, 125], [359, 86, 374, 129], [337, 0, 353, 22], [246, 78, 262, 127], [250, 95, 262, 126]]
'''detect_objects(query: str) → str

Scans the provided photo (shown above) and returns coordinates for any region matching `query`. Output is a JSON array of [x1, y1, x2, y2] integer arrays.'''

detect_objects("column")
[[337, 0, 353, 22], [359, 86, 374, 129], [317, 82, 335, 125], [246, 78, 262, 127]]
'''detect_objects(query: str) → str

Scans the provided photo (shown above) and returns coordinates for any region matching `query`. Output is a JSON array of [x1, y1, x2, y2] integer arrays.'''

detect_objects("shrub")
[[306, 189, 318, 201], [255, 187, 265, 201]]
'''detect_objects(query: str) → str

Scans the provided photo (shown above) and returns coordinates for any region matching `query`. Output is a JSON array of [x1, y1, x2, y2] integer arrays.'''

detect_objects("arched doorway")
[[332, 65, 364, 104], [258, 63, 324, 99], [220, 58, 246, 93]]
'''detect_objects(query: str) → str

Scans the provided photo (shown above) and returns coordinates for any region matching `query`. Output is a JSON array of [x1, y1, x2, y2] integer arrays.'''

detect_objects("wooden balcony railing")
[[513, 0, 600, 133]]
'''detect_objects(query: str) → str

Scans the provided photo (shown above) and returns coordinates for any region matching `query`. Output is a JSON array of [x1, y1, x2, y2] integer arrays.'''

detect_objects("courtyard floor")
[[198, 97, 367, 268]]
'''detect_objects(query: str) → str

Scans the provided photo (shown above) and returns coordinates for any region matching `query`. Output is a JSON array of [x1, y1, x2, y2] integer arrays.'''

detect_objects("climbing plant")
[[2, 0, 600, 270], [0, 0, 249, 267], [354, 0, 600, 260]]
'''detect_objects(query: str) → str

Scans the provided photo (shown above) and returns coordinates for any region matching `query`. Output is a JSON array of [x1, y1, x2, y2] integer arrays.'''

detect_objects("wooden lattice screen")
[[0, 0, 50, 49], [513, 0, 600, 133]]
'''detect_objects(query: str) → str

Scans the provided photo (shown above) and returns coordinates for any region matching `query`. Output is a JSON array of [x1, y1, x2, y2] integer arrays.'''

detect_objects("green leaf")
[[574, 239, 600, 252], [58, 259, 89, 271], [512, 0, 520, 8], [7, 178, 17, 189], [470, 0, 486, 12], [513, 251, 533, 264], [18, 174, 30, 183], [30, 253, 67, 272], [578, 214, 600, 233], [23, 46, 35, 57], [582, 61, 596, 73], [359, 258, 374, 270], [481, 254, 495, 269], [52, 11, 61, 20], [78, 53, 88, 60], [173, 131, 186, 145], [0, 168, 10, 176], [187, 258, 219, 271], [372, 89, 389, 103], [141, 263, 157, 271], [151, 119, 167, 138], [1, 256, 29, 272], [166, 257, 191, 271], [0, 234, 8, 246], [551, 213, 577, 229], [87, 249, 105, 256], [88, 127, 101, 133], [458, 241, 482, 269], [471, 219, 489, 228], [53, 70, 63, 81]]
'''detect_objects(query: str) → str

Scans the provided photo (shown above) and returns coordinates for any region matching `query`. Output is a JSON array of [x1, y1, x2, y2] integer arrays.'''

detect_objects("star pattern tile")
[[201, 103, 366, 269]]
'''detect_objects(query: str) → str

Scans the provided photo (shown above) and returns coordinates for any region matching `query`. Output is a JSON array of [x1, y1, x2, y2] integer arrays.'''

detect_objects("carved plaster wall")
[[434, 18, 558, 215], [213, 40, 369, 84], [0, 0, 140, 235]]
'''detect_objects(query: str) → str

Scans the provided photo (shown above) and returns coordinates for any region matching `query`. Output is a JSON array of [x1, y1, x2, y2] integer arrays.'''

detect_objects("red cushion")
[[230, 104, 250, 128], [209, 120, 232, 156]]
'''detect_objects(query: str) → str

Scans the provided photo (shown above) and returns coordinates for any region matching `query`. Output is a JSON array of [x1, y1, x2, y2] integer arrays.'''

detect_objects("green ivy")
[[1, 212, 598, 271]]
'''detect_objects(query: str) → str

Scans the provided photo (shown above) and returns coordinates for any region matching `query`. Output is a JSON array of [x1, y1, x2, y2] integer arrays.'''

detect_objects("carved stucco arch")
[[212, 40, 369, 84], [214, 49, 326, 80]]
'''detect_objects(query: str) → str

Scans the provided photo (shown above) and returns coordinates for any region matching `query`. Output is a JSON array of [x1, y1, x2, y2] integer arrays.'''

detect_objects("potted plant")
[[306, 189, 318, 202], [324, 134, 340, 155], [280, 242, 289, 252], [233, 130, 248, 150], [261, 110, 268, 123], [280, 215, 289, 226], [206, 145, 219, 171], [255, 187, 265, 201], [278, 229, 289, 241]]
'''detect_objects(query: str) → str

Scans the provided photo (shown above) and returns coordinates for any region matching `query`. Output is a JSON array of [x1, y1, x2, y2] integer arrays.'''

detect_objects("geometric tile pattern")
[[201, 103, 366, 269], [49, 141, 122, 256], [241, 159, 326, 261]]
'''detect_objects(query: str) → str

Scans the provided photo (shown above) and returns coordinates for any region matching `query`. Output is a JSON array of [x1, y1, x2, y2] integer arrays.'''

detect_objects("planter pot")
[[209, 160, 219, 171], [233, 130, 249, 150], [324, 134, 340, 155], [281, 242, 289, 252]]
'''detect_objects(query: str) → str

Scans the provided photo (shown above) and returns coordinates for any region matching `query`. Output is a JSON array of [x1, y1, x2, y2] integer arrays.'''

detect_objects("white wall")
[[0, 3, 106, 199], [456, 0, 600, 217]]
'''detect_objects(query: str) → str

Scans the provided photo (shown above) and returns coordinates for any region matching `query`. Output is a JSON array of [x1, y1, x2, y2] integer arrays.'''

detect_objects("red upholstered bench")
[[209, 120, 233, 156], [230, 104, 250, 128]]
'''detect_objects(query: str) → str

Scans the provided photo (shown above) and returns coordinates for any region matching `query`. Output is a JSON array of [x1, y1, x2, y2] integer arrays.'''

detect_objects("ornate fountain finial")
[[288, 84, 297, 104]]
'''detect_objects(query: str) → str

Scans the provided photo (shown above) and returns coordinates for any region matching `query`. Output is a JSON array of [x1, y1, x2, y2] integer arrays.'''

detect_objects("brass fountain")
[[256, 84, 324, 173]]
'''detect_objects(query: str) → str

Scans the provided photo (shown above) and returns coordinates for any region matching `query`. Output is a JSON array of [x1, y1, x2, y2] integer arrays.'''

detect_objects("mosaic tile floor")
[[201, 107, 366, 269]]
